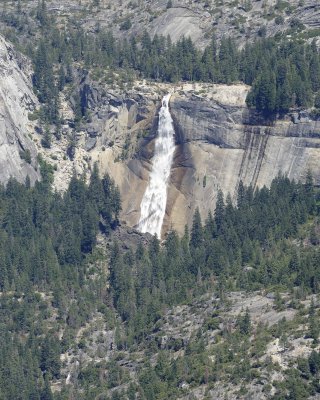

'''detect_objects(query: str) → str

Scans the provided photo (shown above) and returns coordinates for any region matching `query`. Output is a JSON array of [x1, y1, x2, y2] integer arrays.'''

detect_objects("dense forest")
[[0, 167, 319, 399], [108, 173, 319, 344], [0, 161, 120, 399]]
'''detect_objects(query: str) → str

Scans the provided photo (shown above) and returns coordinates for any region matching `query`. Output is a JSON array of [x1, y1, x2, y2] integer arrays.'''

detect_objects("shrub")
[[275, 15, 284, 25], [19, 149, 32, 164], [120, 18, 132, 31]]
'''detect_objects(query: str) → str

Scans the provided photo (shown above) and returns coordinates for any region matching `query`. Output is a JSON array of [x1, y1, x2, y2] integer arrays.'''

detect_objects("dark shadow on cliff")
[[242, 107, 277, 126], [167, 112, 195, 206]]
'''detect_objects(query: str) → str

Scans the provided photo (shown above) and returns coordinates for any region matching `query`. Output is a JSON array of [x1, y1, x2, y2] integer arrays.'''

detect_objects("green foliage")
[[33, 38, 59, 124], [6, 6, 318, 118], [28, 111, 40, 121], [191, 207, 203, 249], [0, 164, 121, 398], [0, 154, 319, 400], [40, 336, 61, 378], [275, 15, 284, 25], [1, 7, 320, 397], [120, 18, 132, 31], [308, 299, 319, 343], [19, 149, 32, 164], [273, 349, 320, 399], [105, 174, 318, 356], [202, 175, 207, 188], [315, 92, 320, 108], [237, 308, 251, 335], [274, 291, 285, 311], [244, 38, 317, 114], [41, 126, 52, 148]]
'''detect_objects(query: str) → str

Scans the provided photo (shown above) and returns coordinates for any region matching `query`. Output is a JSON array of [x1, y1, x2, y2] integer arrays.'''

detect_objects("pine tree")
[[310, 54, 320, 92], [36, 0, 49, 27], [277, 76, 293, 113], [190, 208, 203, 248], [41, 126, 51, 149], [214, 190, 225, 234], [40, 336, 61, 378], [40, 375, 53, 400], [308, 298, 319, 344], [238, 308, 251, 335], [237, 180, 246, 209], [248, 69, 277, 114]]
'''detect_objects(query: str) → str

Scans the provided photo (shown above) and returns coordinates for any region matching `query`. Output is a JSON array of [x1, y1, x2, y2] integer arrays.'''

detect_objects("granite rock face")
[[2, 40, 314, 236], [165, 91, 320, 233], [74, 80, 320, 236], [0, 36, 39, 185]]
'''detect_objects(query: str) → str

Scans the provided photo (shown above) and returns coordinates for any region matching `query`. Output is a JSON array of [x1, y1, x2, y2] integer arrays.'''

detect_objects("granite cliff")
[[0, 35, 39, 185], [1, 0, 320, 234], [64, 78, 320, 235], [1, 3, 320, 400], [0, 37, 318, 237], [168, 87, 320, 232]]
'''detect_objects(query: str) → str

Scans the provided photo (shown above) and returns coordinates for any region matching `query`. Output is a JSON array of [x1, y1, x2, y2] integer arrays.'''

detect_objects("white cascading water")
[[138, 93, 175, 237]]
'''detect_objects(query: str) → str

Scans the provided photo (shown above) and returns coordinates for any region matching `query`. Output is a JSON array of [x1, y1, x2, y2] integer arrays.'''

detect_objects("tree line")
[[31, 25, 320, 120], [2, 0, 318, 123]]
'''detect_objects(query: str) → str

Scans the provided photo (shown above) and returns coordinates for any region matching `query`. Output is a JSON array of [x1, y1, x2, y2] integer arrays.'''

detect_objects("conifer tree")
[[214, 190, 225, 234], [190, 208, 203, 249]]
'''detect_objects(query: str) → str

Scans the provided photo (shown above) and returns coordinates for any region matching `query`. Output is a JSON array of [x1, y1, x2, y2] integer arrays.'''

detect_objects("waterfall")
[[138, 93, 175, 237]]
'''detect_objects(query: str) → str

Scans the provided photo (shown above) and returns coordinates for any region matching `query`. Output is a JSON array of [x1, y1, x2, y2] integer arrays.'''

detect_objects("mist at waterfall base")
[[138, 94, 175, 237]]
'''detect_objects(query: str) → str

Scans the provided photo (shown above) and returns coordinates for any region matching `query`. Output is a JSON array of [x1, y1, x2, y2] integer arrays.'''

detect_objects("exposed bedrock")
[[0, 36, 39, 185], [165, 93, 320, 233], [78, 80, 320, 236]]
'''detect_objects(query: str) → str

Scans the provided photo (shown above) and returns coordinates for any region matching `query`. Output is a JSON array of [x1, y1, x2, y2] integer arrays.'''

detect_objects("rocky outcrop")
[[149, 7, 209, 48], [0, 35, 39, 185], [69, 72, 160, 154], [67, 76, 163, 227]]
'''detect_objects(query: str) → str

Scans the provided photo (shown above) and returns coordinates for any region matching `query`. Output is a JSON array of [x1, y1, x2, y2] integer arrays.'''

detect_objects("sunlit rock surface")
[[0, 35, 39, 185]]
